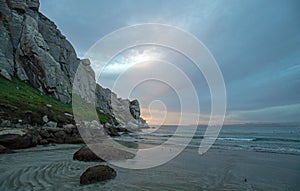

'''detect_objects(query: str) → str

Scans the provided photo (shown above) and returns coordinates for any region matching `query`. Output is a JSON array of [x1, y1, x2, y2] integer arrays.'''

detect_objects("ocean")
[[118, 125, 300, 156], [0, 125, 299, 190]]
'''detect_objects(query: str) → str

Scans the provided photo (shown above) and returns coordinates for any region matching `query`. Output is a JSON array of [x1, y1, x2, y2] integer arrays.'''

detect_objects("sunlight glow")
[[102, 48, 164, 74]]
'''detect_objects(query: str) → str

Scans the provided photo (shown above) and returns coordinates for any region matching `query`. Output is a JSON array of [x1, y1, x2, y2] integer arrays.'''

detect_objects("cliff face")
[[0, 0, 147, 128], [0, 0, 78, 103], [73, 59, 147, 129]]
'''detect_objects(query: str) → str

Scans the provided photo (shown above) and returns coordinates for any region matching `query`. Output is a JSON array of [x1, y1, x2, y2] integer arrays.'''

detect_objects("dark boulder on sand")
[[73, 145, 135, 162], [0, 128, 38, 149], [80, 165, 116, 185], [0, 134, 34, 149], [0, 126, 83, 149], [73, 145, 105, 162], [0, 144, 14, 154]]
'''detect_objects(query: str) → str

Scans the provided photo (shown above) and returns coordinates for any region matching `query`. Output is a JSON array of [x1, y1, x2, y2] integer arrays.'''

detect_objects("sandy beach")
[[0, 144, 299, 191]]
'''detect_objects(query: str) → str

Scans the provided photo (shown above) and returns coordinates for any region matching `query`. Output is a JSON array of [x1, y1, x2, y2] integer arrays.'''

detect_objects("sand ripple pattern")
[[0, 145, 102, 191]]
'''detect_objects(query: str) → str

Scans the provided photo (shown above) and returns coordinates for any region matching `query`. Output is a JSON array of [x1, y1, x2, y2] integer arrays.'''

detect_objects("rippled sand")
[[0, 144, 299, 191]]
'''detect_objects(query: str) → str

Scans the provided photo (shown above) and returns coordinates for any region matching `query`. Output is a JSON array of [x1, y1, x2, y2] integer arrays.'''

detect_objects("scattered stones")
[[0, 120, 11, 127], [42, 115, 49, 123], [51, 130, 66, 143], [47, 121, 57, 128], [46, 104, 52, 108], [64, 113, 73, 117], [39, 129, 50, 138], [53, 130, 66, 139], [39, 139, 48, 145], [0, 124, 83, 152], [80, 165, 116, 185]]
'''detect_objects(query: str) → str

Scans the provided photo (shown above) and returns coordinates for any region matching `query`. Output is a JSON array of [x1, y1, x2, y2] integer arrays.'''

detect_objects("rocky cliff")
[[0, 0, 77, 103], [0, 0, 147, 128]]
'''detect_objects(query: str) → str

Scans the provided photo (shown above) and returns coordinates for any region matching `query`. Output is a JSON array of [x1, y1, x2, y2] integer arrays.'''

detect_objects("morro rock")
[[0, 0, 79, 103], [0, 0, 147, 132]]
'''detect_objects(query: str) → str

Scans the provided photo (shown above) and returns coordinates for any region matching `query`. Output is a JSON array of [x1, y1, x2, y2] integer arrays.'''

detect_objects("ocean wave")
[[253, 137, 300, 143], [137, 133, 204, 139], [214, 137, 255, 141]]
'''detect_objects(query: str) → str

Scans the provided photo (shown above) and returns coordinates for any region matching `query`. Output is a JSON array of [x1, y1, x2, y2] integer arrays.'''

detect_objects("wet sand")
[[0, 144, 299, 190]]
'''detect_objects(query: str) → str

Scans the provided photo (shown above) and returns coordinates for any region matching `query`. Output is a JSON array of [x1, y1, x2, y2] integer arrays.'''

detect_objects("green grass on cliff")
[[0, 76, 114, 125], [0, 76, 73, 124], [72, 94, 115, 124]]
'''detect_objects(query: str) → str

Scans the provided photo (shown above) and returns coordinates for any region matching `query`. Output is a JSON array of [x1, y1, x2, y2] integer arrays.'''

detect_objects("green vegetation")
[[72, 94, 116, 124], [0, 76, 73, 112], [0, 76, 115, 126]]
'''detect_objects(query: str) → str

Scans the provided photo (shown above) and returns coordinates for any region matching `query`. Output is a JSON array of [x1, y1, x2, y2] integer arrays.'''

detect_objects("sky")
[[40, 0, 300, 125]]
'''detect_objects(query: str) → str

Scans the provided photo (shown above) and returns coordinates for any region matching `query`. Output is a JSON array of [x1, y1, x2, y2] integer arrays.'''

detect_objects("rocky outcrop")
[[38, 125, 82, 144], [73, 58, 148, 129], [0, 128, 38, 149], [80, 165, 116, 185], [0, 0, 147, 129], [0, 0, 79, 103], [0, 125, 83, 151]]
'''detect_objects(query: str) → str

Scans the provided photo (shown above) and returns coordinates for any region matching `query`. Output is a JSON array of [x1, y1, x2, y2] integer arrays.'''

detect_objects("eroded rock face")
[[112, 96, 148, 129], [80, 165, 116, 185], [0, 0, 79, 103], [0, 0, 147, 127], [73, 60, 148, 128]]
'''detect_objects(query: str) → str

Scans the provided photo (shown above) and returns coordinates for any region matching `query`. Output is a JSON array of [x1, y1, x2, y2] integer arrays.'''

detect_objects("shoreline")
[[0, 144, 299, 190]]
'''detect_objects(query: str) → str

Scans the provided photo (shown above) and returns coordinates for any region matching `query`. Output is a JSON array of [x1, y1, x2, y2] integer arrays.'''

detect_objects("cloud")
[[40, 0, 300, 124], [226, 104, 300, 124], [101, 47, 165, 74]]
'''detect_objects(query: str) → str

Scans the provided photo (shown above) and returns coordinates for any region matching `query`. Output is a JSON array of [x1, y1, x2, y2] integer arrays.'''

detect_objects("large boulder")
[[0, 133, 36, 149], [0, 128, 39, 149], [73, 145, 135, 162], [0, 144, 14, 154], [73, 145, 104, 162], [64, 134, 83, 144], [80, 165, 116, 185]]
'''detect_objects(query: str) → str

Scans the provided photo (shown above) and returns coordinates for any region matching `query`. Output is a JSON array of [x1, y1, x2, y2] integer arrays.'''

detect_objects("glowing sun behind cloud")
[[102, 47, 165, 74]]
